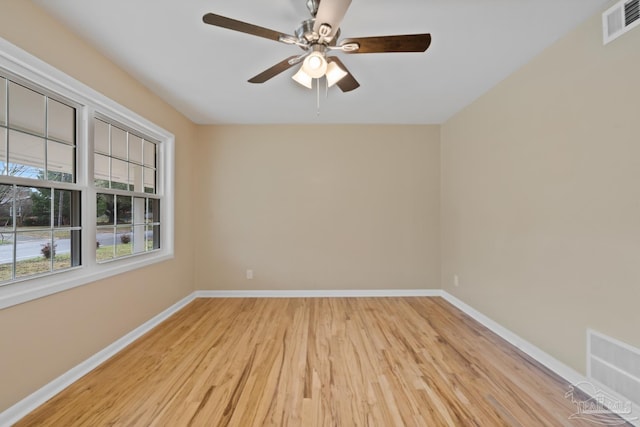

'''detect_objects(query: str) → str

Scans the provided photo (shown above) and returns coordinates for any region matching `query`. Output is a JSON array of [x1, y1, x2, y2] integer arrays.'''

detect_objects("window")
[[93, 118, 160, 261], [0, 77, 81, 283], [0, 37, 175, 309]]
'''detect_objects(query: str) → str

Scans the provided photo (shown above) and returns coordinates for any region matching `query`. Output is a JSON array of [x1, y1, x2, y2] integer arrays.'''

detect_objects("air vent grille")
[[603, 0, 640, 44], [588, 330, 640, 407], [626, 0, 640, 26]]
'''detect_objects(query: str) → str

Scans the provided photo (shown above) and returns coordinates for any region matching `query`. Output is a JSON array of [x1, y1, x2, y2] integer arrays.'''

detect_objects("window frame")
[[0, 37, 175, 310]]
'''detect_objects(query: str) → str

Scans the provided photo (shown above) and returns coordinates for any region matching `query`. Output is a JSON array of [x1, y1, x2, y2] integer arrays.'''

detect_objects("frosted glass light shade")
[[292, 67, 313, 89], [326, 62, 348, 87]]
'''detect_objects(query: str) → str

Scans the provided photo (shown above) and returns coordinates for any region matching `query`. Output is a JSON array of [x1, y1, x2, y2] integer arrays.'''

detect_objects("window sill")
[[0, 250, 174, 309]]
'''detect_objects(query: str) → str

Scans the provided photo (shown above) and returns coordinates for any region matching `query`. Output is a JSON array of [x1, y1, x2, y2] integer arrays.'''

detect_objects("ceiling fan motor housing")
[[296, 19, 318, 44], [295, 19, 342, 50]]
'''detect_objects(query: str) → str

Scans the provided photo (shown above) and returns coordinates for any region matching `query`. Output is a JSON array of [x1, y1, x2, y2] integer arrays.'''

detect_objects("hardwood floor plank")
[[15, 297, 632, 426]]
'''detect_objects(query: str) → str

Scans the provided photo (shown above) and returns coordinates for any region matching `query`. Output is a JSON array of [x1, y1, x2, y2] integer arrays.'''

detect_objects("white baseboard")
[[194, 289, 442, 298], [440, 291, 639, 426], [0, 292, 196, 427], [3, 289, 636, 426], [439, 291, 585, 383]]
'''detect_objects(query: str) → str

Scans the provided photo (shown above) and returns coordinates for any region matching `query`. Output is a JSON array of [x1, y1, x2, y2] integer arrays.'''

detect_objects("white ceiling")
[[34, 0, 609, 125]]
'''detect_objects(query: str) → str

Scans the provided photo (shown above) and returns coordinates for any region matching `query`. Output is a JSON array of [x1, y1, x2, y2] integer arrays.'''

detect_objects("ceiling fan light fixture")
[[308, 55, 323, 69], [326, 61, 348, 87], [292, 67, 313, 89], [302, 51, 327, 78]]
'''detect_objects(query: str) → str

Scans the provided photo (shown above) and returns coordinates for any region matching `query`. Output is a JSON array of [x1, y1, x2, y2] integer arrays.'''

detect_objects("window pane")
[[8, 130, 45, 178], [116, 226, 132, 256], [116, 195, 131, 224], [96, 226, 115, 261], [53, 189, 73, 227], [20, 186, 51, 228], [147, 198, 160, 223], [147, 199, 160, 222], [146, 199, 160, 251], [15, 231, 52, 278], [111, 158, 128, 190], [95, 119, 110, 155], [97, 193, 114, 225], [132, 200, 150, 249], [133, 224, 145, 254], [8, 82, 45, 136], [147, 224, 160, 250], [0, 77, 6, 126], [129, 134, 143, 164], [47, 99, 75, 144], [144, 167, 155, 194], [53, 229, 72, 270], [0, 127, 6, 175], [0, 184, 13, 229], [94, 153, 110, 188], [111, 126, 127, 159], [0, 237, 13, 282], [47, 141, 74, 182], [143, 141, 155, 167], [132, 197, 145, 225], [129, 163, 143, 192]]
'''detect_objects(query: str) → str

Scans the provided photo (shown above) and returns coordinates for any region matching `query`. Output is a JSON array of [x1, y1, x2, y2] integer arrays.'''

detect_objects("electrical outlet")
[[454, 274, 460, 287], [246, 269, 253, 280]]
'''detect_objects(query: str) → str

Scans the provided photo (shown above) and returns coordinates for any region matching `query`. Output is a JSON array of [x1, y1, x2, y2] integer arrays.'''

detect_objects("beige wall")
[[195, 125, 441, 291], [441, 13, 640, 373], [0, 1, 196, 411]]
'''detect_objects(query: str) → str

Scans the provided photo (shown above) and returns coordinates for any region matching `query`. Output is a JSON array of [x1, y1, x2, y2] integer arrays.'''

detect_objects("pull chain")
[[325, 76, 329, 99], [316, 77, 320, 116]]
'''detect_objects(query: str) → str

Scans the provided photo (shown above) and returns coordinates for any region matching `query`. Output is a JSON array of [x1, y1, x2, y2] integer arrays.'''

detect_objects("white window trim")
[[0, 37, 175, 310]]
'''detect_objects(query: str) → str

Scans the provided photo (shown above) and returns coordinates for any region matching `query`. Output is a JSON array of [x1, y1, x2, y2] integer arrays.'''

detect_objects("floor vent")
[[603, 0, 640, 44], [588, 329, 640, 408]]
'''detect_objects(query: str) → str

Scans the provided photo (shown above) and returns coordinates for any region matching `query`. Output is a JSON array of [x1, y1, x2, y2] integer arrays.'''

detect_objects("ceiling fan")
[[202, 0, 432, 92]]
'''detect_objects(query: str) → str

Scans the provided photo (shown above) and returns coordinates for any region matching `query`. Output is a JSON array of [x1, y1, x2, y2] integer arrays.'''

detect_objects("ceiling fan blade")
[[327, 57, 360, 92], [340, 34, 432, 54], [203, 13, 293, 43], [248, 56, 300, 84], [313, 0, 352, 40]]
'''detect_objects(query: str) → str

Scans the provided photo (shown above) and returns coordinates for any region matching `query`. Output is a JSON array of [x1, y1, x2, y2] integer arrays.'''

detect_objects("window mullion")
[[83, 106, 97, 267], [11, 184, 16, 281], [50, 186, 54, 271], [4, 77, 8, 177], [44, 94, 48, 180]]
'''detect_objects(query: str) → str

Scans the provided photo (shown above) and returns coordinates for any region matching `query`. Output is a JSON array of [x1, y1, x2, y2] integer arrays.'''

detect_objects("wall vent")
[[603, 0, 640, 44], [587, 329, 640, 410]]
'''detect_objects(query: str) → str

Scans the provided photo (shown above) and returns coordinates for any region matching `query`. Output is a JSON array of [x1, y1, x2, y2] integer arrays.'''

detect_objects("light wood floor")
[[17, 297, 630, 426]]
